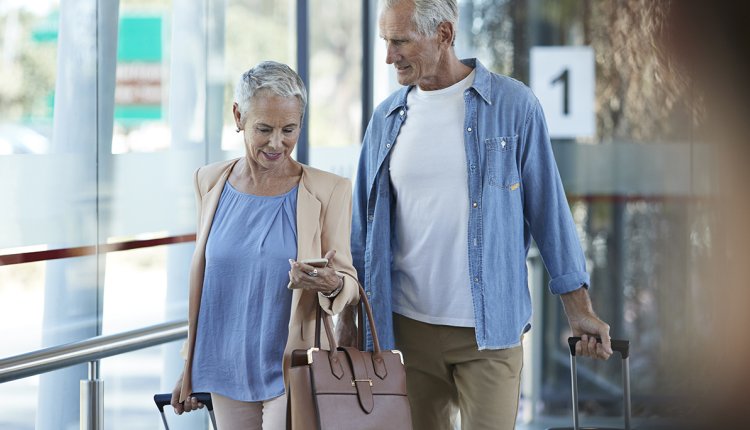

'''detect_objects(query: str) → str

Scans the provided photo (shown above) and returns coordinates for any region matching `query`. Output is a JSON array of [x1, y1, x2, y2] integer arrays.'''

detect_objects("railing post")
[[80, 360, 103, 430]]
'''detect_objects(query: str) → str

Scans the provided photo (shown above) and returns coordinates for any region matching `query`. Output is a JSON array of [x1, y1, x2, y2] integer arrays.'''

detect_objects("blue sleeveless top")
[[191, 181, 297, 401]]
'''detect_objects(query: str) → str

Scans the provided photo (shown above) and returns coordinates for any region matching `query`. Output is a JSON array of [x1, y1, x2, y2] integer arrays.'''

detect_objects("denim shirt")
[[352, 59, 589, 351]]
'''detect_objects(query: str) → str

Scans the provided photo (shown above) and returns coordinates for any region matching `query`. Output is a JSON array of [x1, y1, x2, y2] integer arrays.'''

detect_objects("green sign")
[[117, 15, 162, 62]]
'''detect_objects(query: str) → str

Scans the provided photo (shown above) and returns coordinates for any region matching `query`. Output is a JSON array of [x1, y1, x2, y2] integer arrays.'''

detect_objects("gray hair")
[[382, 0, 458, 39], [233, 61, 307, 123]]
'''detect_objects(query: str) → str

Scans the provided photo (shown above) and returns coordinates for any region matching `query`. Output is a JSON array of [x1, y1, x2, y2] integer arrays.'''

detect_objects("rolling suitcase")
[[153, 392, 217, 430], [548, 337, 631, 430]]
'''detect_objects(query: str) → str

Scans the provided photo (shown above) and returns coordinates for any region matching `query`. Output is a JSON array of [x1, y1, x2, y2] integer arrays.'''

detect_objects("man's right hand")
[[335, 304, 358, 347], [560, 287, 613, 360]]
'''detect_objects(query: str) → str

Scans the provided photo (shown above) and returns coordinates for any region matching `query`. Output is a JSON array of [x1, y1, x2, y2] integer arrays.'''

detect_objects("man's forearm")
[[560, 286, 593, 318]]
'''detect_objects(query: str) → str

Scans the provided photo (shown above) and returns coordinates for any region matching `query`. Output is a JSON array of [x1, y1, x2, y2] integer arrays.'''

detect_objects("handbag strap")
[[357, 294, 365, 350], [313, 304, 344, 379], [313, 303, 339, 350], [314, 283, 383, 354], [357, 284, 382, 353], [314, 305, 322, 348]]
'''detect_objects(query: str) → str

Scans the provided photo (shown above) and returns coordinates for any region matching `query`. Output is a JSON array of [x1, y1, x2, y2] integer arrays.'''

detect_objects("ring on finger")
[[311, 269, 318, 277]]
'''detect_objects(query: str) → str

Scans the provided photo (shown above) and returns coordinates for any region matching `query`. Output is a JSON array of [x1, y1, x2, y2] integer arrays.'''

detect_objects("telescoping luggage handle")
[[153, 392, 216, 430], [563, 337, 631, 430]]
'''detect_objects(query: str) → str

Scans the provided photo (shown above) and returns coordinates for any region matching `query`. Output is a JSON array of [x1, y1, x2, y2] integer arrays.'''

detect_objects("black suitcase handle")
[[154, 392, 216, 430], [568, 336, 630, 358], [551, 337, 632, 430], [153, 392, 213, 412]]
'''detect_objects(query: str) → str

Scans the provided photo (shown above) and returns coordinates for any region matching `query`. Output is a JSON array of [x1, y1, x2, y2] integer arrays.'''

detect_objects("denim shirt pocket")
[[486, 135, 520, 189]]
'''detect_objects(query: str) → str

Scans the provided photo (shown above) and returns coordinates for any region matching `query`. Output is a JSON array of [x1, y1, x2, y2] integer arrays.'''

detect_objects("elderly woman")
[[170, 61, 359, 429]]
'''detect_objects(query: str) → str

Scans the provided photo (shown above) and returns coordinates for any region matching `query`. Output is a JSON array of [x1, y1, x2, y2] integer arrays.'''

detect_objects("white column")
[[37, 0, 118, 428]]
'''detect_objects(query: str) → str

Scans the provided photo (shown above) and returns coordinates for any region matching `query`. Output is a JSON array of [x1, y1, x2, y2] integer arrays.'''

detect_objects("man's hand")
[[335, 303, 358, 347], [560, 287, 613, 360]]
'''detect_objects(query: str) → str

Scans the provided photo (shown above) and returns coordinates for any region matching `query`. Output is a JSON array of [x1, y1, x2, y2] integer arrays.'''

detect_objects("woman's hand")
[[288, 249, 343, 295], [170, 372, 204, 415]]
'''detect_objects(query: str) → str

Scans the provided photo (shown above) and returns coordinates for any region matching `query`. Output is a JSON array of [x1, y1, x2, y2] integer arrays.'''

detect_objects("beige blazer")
[[179, 158, 359, 402]]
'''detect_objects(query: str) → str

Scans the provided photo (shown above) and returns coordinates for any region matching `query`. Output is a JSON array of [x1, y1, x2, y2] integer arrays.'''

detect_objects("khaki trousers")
[[210, 392, 286, 430], [394, 313, 523, 430]]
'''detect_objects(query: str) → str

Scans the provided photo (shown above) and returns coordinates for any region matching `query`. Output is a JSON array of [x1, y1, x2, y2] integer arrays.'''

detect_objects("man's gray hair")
[[234, 61, 307, 122], [383, 0, 459, 38]]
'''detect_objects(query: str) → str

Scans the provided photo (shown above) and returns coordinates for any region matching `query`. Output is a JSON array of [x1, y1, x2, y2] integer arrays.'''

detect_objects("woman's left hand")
[[288, 249, 342, 295]]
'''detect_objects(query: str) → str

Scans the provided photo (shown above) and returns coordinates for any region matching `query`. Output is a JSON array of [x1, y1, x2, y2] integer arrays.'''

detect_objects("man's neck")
[[417, 53, 473, 91]]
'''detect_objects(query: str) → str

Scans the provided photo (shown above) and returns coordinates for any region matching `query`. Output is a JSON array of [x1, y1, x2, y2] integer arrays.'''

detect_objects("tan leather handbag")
[[287, 285, 412, 429]]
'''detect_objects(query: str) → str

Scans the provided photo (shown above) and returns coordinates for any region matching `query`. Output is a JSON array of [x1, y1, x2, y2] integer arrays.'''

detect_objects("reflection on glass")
[[0, 378, 39, 429], [222, 0, 296, 152], [102, 342, 195, 430], [114, 0, 172, 154], [102, 246, 168, 334], [309, 0, 362, 150], [0, 263, 46, 358], [0, 4, 56, 155], [0, 2, 61, 250], [305, 0, 362, 180]]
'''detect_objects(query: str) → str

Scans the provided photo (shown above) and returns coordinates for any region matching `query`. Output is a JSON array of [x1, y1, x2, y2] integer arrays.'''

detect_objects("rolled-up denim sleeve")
[[520, 98, 590, 295]]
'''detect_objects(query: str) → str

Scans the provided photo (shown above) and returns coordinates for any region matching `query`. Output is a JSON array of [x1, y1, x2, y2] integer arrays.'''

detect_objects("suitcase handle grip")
[[153, 392, 213, 412], [568, 336, 630, 358]]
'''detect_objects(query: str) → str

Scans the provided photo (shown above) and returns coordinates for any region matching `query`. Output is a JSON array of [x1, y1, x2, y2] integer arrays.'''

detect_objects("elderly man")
[[348, 0, 613, 429]]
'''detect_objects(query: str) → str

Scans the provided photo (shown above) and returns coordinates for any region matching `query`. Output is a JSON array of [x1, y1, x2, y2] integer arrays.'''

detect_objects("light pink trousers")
[[211, 392, 287, 430]]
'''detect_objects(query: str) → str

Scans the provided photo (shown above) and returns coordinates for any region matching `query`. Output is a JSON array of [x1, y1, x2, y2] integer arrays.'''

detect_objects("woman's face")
[[234, 91, 303, 171]]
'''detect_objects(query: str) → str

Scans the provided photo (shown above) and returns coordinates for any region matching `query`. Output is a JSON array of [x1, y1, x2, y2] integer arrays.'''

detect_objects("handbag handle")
[[357, 294, 365, 351], [314, 283, 382, 354], [314, 305, 338, 350]]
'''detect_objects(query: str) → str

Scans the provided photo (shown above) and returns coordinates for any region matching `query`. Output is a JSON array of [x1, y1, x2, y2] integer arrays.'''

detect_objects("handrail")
[[0, 320, 187, 384], [0, 234, 196, 266]]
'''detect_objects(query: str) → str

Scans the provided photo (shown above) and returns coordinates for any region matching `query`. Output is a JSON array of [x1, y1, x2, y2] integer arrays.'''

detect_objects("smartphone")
[[300, 258, 328, 267], [287, 258, 329, 290]]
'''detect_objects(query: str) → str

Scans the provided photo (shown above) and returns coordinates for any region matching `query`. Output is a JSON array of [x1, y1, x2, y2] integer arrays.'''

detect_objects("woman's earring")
[[236, 127, 241, 133]]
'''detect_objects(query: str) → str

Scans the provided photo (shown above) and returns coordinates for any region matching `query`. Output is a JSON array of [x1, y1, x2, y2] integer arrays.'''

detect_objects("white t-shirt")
[[389, 70, 476, 327]]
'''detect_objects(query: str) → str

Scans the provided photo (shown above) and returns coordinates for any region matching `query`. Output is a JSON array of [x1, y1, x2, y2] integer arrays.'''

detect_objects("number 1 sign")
[[530, 46, 595, 139]]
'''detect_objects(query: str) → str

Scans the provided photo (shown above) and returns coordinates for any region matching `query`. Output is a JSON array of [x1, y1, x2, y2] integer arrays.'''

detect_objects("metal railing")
[[0, 320, 188, 429]]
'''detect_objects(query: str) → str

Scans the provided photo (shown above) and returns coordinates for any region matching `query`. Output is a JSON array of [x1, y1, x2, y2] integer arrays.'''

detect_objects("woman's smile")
[[262, 151, 282, 161]]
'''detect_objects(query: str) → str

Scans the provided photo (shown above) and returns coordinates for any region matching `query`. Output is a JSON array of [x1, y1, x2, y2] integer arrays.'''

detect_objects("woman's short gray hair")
[[382, 0, 458, 39], [233, 61, 307, 123]]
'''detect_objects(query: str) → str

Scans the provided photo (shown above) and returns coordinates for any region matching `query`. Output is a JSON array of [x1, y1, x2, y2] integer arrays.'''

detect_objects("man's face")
[[379, 0, 444, 90]]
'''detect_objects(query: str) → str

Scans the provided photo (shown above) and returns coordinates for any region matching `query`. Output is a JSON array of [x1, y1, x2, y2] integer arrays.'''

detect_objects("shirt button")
[[366, 291, 371, 296], [501, 140, 506, 148], [472, 202, 478, 208], [467, 127, 472, 132], [367, 214, 374, 221], [399, 110, 404, 116], [386, 143, 391, 149], [474, 277, 479, 283]]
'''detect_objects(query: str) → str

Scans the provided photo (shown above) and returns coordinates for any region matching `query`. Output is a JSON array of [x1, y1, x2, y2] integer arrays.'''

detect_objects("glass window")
[[307, 0, 362, 179], [1, 0, 221, 427], [102, 341, 204, 430], [221, 0, 296, 153]]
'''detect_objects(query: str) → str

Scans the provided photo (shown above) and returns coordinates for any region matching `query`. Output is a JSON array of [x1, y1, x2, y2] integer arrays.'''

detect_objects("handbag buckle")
[[307, 347, 320, 364], [351, 379, 373, 387]]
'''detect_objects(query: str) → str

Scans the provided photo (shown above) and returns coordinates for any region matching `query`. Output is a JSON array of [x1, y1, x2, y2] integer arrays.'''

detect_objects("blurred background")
[[0, 0, 734, 429]]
